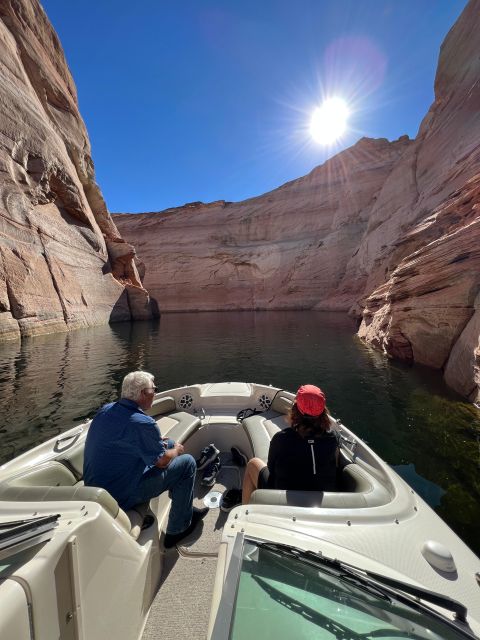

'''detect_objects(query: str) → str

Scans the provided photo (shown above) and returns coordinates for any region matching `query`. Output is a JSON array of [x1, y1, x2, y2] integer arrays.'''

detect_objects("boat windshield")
[[217, 537, 474, 640]]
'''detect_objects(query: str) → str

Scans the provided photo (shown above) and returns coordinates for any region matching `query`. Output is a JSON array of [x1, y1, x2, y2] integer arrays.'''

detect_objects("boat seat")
[[0, 461, 149, 540], [147, 395, 177, 416], [154, 411, 201, 442], [240, 390, 293, 460], [0, 461, 120, 517], [268, 389, 294, 415], [241, 414, 284, 461], [125, 501, 156, 538], [249, 463, 391, 508], [147, 396, 201, 441]]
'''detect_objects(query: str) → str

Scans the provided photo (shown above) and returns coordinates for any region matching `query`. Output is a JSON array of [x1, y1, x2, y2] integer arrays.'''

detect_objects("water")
[[1, 311, 479, 554]]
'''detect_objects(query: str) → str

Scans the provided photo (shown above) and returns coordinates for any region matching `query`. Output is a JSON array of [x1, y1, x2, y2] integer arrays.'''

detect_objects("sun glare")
[[310, 97, 349, 144]]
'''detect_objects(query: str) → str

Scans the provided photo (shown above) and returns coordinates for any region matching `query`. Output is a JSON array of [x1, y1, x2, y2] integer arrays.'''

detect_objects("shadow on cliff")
[[109, 289, 160, 324]]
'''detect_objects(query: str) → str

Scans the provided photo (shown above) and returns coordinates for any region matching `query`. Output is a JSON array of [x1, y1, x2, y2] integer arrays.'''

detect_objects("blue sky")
[[42, 1, 468, 213]]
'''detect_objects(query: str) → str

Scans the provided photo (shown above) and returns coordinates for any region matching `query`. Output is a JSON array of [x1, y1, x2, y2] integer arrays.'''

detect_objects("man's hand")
[[155, 441, 184, 468]]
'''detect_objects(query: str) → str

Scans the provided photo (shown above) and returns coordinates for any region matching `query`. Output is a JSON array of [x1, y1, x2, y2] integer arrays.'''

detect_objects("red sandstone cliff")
[[0, 0, 153, 341], [114, 0, 480, 402]]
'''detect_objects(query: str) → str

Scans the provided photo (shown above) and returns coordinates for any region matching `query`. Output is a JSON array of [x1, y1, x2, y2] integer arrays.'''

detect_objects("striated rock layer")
[[115, 0, 480, 402], [0, 0, 153, 342], [357, 0, 480, 403]]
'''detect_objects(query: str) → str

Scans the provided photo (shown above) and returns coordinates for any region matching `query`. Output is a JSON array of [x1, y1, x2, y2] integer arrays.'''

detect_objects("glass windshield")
[[229, 540, 470, 640]]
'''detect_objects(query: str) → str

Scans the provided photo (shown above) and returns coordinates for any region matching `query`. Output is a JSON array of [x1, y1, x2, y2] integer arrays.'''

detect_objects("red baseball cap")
[[296, 384, 326, 416]]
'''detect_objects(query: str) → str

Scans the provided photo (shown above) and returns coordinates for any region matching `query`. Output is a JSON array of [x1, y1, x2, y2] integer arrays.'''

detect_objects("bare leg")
[[242, 457, 267, 504]]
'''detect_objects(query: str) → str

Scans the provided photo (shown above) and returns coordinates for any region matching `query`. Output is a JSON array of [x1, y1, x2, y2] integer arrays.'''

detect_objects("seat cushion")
[[156, 411, 201, 443], [241, 415, 284, 461], [147, 396, 177, 417]]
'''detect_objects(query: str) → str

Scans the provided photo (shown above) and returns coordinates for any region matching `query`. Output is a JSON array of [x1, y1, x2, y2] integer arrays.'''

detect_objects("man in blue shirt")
[[84, 370, 207, 548]]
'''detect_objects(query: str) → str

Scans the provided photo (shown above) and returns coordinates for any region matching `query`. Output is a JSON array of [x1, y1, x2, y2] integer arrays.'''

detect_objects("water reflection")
[[0, 311, 479, 554]]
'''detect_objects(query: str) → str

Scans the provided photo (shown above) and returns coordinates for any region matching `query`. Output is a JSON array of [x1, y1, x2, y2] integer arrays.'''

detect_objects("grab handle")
[[54, 428, 83, 453]]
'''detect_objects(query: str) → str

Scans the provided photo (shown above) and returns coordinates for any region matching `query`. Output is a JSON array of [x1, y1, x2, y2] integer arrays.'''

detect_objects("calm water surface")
[[0, 312, 479, 554]]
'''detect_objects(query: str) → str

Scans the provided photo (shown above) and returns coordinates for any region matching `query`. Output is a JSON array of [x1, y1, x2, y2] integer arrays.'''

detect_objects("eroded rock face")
[[114, 0, 480, 402], [359, 174, 480, 395], [357, 0, 480, 402], [0, 0, 153, 340]]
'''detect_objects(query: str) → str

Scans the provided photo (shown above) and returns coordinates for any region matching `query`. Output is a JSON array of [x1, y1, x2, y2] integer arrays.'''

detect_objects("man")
[[84, 370, 208, 548]]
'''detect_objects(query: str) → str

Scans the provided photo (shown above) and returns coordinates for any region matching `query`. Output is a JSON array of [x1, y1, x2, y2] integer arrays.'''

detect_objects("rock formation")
[[114, 0, 480, 402], [0, 0, 153, 341], [356, 0, 480, 403]]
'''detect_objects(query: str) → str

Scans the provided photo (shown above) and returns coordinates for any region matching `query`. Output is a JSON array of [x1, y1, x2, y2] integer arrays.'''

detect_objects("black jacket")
[[267, 427, 339, 491]]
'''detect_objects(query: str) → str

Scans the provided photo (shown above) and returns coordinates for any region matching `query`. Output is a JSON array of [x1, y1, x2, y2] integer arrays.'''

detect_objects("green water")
[[0, 311, 479, 554]]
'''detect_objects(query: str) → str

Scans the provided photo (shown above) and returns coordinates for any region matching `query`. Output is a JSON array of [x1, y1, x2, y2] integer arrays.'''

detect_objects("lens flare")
[[310, 97, 349, 144]]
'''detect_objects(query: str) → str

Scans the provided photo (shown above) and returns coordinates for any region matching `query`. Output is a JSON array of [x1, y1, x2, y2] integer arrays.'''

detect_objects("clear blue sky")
[[42, 1, 468, 213]]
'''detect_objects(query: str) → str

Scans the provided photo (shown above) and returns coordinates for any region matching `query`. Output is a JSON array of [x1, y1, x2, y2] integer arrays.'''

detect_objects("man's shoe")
[[164, 506, 209, 548], [231, 446, 248, 467], [201, 457, 221, 486], [220, 488, 242, 512], [196, 444, 220, 470]]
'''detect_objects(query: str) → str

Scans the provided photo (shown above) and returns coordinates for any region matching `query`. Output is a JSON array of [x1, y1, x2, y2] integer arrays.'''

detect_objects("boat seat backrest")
[[5, 461, 77, 487], [269, 390, 294, 415], [146, 395, 177, 418], [0, 461, 121, 518], [155, 411, 201, 443], [241, 415, 284, 461], [249, 463, 391, 509]]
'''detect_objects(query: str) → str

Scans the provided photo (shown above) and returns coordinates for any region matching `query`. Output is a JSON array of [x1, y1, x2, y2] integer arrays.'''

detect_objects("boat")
[[0, 381, 479, 640]]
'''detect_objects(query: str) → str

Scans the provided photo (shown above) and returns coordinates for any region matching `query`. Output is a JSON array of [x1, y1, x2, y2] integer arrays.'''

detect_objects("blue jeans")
[[128, 454, 196, 534]]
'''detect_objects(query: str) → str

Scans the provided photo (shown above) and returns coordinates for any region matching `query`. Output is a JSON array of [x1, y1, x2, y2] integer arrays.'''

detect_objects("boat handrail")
[[54, 427, 84, 453]]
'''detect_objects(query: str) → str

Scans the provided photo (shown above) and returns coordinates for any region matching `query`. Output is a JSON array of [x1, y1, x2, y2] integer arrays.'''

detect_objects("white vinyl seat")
[[249, 464, 392, 508]]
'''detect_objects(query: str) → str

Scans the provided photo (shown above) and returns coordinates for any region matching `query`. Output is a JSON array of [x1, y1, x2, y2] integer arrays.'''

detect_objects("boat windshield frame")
[[210, 533, 477, 640]]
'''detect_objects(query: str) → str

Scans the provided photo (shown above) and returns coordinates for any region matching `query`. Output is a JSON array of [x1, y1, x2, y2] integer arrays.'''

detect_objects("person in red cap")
[[241, 384, 339, 504]]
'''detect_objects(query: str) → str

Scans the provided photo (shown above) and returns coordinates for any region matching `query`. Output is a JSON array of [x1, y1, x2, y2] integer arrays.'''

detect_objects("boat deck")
[[142, 451, 243, 639]]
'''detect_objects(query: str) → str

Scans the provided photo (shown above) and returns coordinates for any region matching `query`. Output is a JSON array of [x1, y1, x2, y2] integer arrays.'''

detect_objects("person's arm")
[[154, 442, 184, 468]]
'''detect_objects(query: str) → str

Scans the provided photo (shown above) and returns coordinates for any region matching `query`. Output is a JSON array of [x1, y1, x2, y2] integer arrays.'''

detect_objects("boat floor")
[[142, 451, 244, 639]]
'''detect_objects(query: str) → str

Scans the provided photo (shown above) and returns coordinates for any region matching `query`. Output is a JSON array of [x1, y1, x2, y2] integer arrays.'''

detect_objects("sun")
[[310, 97, 349, 144]]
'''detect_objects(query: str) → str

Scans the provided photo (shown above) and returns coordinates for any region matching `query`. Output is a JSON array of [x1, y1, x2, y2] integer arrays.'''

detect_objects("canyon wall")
[[356, 0, 480, 403], [0, 0, 153, 342], [115, 135, 412, 312], [115, 0, 480, 402]]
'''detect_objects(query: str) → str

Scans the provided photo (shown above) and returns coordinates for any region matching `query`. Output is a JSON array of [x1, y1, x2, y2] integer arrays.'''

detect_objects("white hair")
[[121, 371, 154, 402]]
